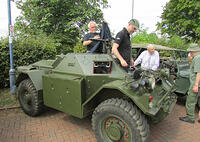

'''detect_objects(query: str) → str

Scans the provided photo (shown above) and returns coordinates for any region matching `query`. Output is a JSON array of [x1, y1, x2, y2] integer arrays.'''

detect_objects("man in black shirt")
[[112, 19, 140, 72], [82, 21, 102, 53]]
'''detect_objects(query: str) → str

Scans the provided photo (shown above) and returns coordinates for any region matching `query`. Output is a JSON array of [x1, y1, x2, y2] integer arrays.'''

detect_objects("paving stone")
[[0, 104, 200, 142]]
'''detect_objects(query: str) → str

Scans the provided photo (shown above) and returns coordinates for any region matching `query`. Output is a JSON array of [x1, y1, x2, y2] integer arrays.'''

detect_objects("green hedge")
[[73, 40, 86, 53], [0, 34, 57, 88]]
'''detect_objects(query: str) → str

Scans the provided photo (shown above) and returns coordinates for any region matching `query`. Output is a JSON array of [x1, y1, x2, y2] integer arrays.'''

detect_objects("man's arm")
[[152, 51, 160, 71], [134, 51, 144, 67], [193, 72, 200, 93], [193, 56, 200, 93], [112, 43, 128, 67], [83, 40, 92, 46], [83, 35, 100, 46], [131, 58, 134, 67]]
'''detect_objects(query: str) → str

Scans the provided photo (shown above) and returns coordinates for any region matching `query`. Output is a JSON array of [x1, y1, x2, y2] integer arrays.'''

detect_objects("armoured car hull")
[[16, 53, 177, 142]]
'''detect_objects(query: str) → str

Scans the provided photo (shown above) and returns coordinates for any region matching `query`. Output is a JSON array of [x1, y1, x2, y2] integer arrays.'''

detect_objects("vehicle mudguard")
[[102, 80, 150, 114], [82, 80, 150, 115], [17, 68, 45, 91]]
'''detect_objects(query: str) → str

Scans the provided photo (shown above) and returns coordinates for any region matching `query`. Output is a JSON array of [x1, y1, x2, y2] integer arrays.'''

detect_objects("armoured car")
[[16, 42, 177, 142], [132, 43, 190, 97]]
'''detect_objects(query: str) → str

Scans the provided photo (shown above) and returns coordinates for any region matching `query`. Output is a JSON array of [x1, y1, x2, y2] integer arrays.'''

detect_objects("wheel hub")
[[107, 124, 121, 141], [104, 117, 130, 142]]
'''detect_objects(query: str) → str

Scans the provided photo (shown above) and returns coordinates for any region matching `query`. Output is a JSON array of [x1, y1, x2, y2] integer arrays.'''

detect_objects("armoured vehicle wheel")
[[92, 98, 149, 142], [18, 79, 44, 117]]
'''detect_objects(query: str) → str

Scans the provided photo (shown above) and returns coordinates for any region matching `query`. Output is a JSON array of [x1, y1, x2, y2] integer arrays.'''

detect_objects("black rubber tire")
[[92, 98, 149, 142], [18, 79, 44, 117]]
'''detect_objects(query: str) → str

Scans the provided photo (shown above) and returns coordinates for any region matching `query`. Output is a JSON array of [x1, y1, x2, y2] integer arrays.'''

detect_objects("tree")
[[15, 0, 108, 53], [157, 0, 200, 42], [131, 30, 159, 44], [131, 29, 189, 50]]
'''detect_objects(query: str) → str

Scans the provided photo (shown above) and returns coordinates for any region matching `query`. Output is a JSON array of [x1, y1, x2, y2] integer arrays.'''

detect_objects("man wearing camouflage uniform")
[[179, 43, 200, 123]]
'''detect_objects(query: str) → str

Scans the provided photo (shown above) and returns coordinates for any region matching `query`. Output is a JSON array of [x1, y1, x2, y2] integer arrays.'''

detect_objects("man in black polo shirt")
[[82, 21, 102, 53], [112, 19, 140, 72]]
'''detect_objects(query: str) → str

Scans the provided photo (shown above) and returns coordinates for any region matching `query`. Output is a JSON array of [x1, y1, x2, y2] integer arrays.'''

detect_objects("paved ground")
[[1, 102, 200, 142]]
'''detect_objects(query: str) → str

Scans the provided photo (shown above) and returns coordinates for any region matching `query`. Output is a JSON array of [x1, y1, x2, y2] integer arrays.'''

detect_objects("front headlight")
[[140, 79, 146, 86], [132, 82, 139, 89], [131, 75, 156, 90], [160, 68, 170, 78]]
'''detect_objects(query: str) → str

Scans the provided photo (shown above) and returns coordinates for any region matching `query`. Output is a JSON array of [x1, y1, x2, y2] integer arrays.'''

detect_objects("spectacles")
[[132, 25, 136, 32]]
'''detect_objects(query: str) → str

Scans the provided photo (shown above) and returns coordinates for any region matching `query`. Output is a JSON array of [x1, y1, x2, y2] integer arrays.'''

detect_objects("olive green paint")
[[16, 53, 177, 123]]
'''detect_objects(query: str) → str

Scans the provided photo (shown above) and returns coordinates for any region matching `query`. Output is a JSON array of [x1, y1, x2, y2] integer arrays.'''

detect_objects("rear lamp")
[[149, 96, 153, 101], [173, 75, 176, 79], [149, 96, 153, 108]]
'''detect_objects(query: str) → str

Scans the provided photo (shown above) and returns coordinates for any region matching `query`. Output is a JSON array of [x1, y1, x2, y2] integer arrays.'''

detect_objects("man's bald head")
[[147, 44, 155, 55]]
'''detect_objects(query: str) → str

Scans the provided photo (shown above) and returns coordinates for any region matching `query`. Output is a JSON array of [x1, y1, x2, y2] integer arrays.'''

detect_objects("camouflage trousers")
[[186, 84, 200, 121]]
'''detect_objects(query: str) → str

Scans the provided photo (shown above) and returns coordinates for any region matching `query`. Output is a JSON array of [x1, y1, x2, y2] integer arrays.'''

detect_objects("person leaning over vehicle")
[[82, 21, 102, 53], [134, 44, 160, 71], [179, 43, 200, 124], [112, 19, 140, 72]]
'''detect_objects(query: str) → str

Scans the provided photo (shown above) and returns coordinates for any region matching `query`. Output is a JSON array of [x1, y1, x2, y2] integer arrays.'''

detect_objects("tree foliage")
[[73, 40, 87, 53], [131, 29, 189, 50], [157, 0, 200, 42], [15, 0, 108, 53], [131, 30, 159, 44]]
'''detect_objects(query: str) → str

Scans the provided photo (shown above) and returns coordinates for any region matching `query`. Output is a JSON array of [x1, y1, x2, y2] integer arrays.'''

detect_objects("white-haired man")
[[82, 21, 102, 53], [134, 44, 160, 71]]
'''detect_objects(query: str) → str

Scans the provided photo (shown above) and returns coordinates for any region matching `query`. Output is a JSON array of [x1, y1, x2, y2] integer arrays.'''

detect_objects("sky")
[[0, 0, 20, 37], [103, 0, 169, 35], [0, 0, 169, 37]]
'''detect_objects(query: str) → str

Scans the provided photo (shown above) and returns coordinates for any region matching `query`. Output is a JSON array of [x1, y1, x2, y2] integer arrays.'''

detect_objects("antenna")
[[132, 0, 134, 19]]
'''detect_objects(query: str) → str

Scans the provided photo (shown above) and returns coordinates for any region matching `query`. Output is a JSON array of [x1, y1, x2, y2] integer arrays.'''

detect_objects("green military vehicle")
[[16, 43, 177, 142], [132, 43, 190, 97]]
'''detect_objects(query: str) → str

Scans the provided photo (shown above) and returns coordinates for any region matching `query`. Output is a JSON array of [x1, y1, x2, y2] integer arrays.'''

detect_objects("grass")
[[0, 88, 19, 108]]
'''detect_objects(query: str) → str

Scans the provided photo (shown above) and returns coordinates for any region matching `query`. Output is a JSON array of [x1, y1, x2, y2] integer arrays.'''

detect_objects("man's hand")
[[193, 84, 199, 93], [103, 19, 107, 23], [120, 59, 128, 67], [94, 35, 100, 39]]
